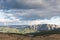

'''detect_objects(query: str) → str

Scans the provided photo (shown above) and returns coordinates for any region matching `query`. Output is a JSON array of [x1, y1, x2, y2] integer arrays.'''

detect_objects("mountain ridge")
[[0, 24, 60, 34]]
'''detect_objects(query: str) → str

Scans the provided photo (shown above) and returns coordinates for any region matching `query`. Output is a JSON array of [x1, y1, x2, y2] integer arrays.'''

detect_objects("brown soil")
[[0, 33, 60, 40]]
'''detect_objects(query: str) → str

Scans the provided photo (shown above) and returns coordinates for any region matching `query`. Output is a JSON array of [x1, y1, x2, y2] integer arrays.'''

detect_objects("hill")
[[0, 24, 60, 34], [0, 24, 60, 40]]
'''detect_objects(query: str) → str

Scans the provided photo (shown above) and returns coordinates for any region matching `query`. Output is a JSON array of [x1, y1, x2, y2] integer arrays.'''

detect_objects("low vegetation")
[[0, 27, 36, 34], [0, 27, 60, 40]]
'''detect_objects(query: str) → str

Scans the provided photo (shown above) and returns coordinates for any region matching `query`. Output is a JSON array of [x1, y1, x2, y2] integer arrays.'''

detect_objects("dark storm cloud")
[[0, 0, 60, 9], [5, 9, 60, 20], [0, 0, 60, 21], [0, 0, 60, 25], [0, 0, 46, 9], [0, 0, 59, 10]]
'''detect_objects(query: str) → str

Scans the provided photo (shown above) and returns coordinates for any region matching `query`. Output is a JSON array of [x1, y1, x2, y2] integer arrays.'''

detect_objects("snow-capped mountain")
[[19, 24, 60, 31], [0, 24, 60, 34], [30, 24, 60, 31]]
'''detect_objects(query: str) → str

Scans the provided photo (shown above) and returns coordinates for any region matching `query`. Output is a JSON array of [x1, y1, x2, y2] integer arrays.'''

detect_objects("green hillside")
[[0, 27, 36, 34]]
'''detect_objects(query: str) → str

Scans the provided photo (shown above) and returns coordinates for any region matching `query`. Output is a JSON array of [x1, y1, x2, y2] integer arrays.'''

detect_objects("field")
[[0, 33, 60, 40]]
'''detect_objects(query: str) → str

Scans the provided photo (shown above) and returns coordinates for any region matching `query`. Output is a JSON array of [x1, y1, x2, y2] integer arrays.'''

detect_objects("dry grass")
[[0, 33, 59, 40]]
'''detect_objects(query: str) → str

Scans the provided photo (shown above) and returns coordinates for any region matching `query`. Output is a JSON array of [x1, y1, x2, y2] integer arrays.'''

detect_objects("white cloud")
[[0, 10, 21, 25], [24, 16, 60, 25], [0, 10, 60, 25], [0, 0, 60, 25]]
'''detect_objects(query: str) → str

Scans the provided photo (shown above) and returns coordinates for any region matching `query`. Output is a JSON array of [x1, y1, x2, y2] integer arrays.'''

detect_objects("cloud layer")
[[0, 10, 60, 25], [0, 0, 60, 9], [0, 0, 60, 25]]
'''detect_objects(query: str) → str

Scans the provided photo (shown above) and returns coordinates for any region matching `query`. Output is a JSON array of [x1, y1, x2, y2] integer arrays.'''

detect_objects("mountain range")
[[0, 24, 60, 34]]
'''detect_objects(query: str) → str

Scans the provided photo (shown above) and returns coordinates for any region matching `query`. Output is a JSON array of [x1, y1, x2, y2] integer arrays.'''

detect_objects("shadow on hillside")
[[25, 28, 60, 37]]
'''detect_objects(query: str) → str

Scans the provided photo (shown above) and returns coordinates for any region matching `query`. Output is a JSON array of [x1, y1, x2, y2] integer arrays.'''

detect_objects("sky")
[[0, 0, 60, 25]]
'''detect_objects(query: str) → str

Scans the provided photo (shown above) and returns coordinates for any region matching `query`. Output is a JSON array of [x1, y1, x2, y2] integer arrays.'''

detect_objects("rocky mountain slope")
[[0, 24, 60, 34], [31, 24, 60, 31]]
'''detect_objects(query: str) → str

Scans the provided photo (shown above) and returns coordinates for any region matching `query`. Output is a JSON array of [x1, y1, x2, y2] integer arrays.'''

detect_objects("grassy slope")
[[0, 27, 36, 34], [0, 26, 60, 35], [0, 27, 60, 40]]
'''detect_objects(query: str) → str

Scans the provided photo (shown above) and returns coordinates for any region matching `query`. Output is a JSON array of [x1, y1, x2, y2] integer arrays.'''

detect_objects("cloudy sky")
[[0, 0, 60, 25]]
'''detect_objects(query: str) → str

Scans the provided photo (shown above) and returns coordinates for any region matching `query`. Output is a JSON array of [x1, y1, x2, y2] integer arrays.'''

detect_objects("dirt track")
[[0, 33, 60, 40]]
